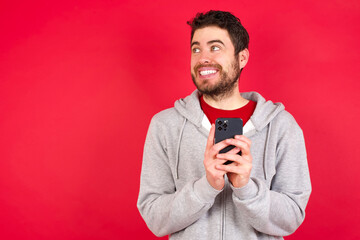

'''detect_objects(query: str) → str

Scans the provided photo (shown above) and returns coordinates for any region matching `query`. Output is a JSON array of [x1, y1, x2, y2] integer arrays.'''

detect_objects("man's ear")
[[238, 48, 249, 70]]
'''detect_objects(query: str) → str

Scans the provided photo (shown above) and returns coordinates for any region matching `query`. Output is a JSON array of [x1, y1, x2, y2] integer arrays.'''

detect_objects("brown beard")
[[191, 56, 240, 101]]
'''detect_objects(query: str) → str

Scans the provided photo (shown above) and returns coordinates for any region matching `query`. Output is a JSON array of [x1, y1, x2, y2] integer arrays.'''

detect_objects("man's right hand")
[[203, 124, 240, 190]]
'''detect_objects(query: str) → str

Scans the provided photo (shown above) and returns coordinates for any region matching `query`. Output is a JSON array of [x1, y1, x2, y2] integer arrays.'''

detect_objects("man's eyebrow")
[[207, 40, 225, 46], [191, 41, 200, 47], [190, 40, 225, 48]]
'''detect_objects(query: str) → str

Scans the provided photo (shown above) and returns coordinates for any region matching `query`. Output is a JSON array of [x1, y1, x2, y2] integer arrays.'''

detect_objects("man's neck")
[[202, 88, 249, 110]]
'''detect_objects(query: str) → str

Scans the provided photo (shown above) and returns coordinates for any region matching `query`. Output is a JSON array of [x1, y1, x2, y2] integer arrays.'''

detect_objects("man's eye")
[[211, 46, 220, 51], [192, 48, 200, 53]]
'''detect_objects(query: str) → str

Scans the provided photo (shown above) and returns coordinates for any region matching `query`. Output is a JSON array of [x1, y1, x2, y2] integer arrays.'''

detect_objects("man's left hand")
[[215, 135, 253, 188]]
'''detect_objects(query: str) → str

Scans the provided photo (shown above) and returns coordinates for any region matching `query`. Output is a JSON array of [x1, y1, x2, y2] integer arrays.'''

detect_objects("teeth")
[[200, 70, 217, 76]]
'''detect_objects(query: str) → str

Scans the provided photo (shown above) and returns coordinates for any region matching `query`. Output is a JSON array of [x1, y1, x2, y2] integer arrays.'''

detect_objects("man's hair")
[[187, 10, 249, 56]]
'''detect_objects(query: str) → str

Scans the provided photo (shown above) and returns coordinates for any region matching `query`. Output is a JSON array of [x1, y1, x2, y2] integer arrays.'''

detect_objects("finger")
[[227, 146, 241, 155], [206, 124, 216, 151], [225, 138, 251, 155], [235, 135, 252, 146], [213, 168, 227, 175], [204, 155, 228, 167], [209, 164, 228, 175], [211, 139, 232, 154], [214, 163, 229, 172], [216, 153, 247, 165], [214, 158, 228, 165], [215, 164, 250, 174]]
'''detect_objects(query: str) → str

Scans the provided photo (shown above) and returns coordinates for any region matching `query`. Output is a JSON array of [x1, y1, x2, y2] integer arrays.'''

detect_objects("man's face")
[[190, 26, 240, 99]]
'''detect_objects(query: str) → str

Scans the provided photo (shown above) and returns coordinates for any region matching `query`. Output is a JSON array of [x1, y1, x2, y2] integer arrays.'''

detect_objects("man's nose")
[[199, 51, 211, 64]]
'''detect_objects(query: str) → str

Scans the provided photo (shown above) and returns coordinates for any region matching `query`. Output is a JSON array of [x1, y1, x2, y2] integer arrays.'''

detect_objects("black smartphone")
[[214, 118, 243, 165]]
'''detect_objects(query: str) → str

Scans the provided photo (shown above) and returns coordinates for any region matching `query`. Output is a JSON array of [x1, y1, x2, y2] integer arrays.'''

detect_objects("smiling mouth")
[[195, 63, 222, 78], [199, 70, 218, 76]]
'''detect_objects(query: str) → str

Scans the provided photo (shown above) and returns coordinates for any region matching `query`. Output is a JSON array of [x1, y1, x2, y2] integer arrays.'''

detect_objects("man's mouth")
[[197, 66, 220, 78], [195, 64, 222, 79], [199, 69, 218, 76]]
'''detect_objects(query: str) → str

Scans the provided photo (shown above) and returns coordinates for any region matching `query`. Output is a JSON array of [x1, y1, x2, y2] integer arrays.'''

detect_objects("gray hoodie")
[[137, 90, 311, 240]]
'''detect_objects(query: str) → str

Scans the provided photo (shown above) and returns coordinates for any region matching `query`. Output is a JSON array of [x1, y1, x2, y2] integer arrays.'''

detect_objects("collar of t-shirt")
[[200, 95, 257, 126]]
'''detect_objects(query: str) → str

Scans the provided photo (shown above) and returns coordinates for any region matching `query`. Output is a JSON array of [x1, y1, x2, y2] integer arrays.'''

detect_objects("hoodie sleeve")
[[230, 113, 312, 236], [137, 114, 222, 237]]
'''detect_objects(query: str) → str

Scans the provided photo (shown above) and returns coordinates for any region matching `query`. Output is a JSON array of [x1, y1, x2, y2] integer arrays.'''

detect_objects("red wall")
[[1, 0, 359, 239]]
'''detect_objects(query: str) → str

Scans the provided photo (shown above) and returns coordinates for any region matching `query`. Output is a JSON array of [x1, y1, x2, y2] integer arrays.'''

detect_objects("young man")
[[137, 10, 311, 240]]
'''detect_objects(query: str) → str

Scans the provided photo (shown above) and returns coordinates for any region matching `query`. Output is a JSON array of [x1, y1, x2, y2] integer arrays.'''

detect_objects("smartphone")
[[214, 118, 243, 165]]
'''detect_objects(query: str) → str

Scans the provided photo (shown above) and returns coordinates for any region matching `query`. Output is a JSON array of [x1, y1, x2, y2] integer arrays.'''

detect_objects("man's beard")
[[191, 57, 241, 101]]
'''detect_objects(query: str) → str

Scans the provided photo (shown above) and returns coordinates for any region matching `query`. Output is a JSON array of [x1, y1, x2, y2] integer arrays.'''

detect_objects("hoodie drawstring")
[[175, 118, 187, 179], [263, 122, 272, 180]]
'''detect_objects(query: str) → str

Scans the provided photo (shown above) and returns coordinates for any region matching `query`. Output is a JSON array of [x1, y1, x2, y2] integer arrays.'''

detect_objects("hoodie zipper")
[[220, 190, 224, 240], [221, 179, 227, 240]]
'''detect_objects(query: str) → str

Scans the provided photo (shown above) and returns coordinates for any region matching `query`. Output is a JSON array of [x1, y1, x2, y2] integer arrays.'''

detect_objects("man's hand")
[[215, 135, 253, 188]]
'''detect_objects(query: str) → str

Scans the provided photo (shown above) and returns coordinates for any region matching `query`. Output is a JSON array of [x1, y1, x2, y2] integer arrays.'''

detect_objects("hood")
[[174, 90, 204, 128], [174, 90, 285, 134], [241, 91, 285, 133]]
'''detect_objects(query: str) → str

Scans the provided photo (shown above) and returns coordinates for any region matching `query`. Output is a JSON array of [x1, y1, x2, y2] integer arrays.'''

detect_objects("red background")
[[1, 0, 359, 239]]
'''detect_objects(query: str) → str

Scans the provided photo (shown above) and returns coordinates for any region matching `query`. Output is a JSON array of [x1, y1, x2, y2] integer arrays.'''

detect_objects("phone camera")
[[223, 123, 227, 128], [218, 120, 223, 125], [218, 126, 222, 131]]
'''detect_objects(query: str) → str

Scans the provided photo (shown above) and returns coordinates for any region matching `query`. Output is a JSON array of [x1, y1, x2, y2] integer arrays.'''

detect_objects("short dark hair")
[[187, 10, 249, 56]]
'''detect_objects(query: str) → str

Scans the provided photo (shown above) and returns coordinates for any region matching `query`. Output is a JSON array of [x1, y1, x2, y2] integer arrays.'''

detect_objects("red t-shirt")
[[200, 96, 256, 126]]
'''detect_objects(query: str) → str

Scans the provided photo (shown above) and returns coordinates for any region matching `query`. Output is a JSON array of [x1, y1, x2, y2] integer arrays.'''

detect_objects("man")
[[137, 10, 311, 240]]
